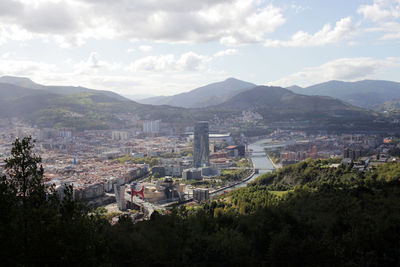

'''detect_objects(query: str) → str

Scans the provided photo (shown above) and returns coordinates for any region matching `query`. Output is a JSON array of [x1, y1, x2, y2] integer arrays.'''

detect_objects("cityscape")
[[1, 0, 400, 265], [1, 113, 399, 220]]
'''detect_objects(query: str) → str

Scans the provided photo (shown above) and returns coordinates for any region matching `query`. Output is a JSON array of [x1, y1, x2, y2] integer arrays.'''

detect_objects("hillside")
[[204, 85, 386, 132], [375, 98, 400, 111], [0, 76, 127, 101], [0, 78, 391, 132], [0, 80, 189, 130], [289, 80, 400, 109], [218, 85, 367, 116], [139, 78, 256, 108], [3, 140, 400, 266], [0, 82, 49, 100]]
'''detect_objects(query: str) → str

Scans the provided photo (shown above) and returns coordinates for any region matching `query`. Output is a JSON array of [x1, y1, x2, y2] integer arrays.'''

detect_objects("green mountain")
[[0, 82, 48, 100], [205, 85, 385, 132], [0, 78, 390, 132], [289, 80, 400, 109], [139, 77, 256, 108], [0, 80, 187, 130], [218, 85, 369, 116]]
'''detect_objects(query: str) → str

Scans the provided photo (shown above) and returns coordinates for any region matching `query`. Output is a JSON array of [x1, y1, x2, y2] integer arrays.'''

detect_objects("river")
[[233, 138, 277, 188]]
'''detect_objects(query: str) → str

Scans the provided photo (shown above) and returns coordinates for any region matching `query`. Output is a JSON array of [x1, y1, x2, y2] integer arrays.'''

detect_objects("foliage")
[[252, 158, 363, 190], [179, 148, 193, 157], [217, 169, 252, 183], [234, 158, 250, 168], [1, 141, 400, 266], [266, 149, 281, 164], [389, 147, 400, 157], [0, 137, 110, 265]]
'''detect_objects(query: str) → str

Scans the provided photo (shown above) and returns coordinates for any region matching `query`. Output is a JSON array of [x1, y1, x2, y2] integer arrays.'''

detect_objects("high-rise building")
[[112, 131, 129, 140], [193, 188, 209, 202], [193, 121, 210, 168], [143, 120, 160, 134], [114, 184, 126, 211]]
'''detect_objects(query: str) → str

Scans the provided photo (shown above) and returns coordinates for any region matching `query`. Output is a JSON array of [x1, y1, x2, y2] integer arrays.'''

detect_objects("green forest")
[[1, 138, 400, 266]]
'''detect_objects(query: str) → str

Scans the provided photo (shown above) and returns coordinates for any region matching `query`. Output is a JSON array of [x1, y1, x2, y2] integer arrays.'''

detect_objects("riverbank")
[[210, 169, 256, 197], [266, 152, 281, 169]]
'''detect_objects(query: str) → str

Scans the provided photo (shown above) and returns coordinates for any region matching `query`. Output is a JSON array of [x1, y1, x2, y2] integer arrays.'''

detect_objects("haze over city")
[[0, 0, 399, 95]]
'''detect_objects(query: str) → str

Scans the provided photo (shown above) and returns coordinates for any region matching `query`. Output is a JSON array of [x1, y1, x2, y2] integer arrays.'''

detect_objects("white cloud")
[[270, 57, 400, 87], [0, 56, 228, 96], [0, 24, 34, 44], [130, 55, 175, 72], [138, 45, 153, 52], [218, 3, 285, 46], [73, 52, 121, 74], [0, 0, 286, 46], [264, 17, 355, 47], [87, 52, 100, 69], [214, 49, 238, 57], [0, 59, 56, 77], [358, 0, 400, 21], [382, 31, 400, 39], [358, 0, 400, 40], [290, 4, 311, 14], [129, 52, 211, 72]]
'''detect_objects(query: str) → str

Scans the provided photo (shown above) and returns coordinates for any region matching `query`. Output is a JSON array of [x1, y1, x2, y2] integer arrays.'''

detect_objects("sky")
[[0, 0, 399, 96]]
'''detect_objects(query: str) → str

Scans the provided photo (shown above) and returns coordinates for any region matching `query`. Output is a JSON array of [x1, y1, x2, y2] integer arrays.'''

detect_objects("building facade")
[[193, 121, 210, 168], [193, 188, 209, 202], [143, 120, 160, 134], [182, 168, 202, 180]]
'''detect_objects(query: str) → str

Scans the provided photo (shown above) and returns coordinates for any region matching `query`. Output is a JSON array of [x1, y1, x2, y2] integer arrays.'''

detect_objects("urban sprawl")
[[0, 117, 398, 221]]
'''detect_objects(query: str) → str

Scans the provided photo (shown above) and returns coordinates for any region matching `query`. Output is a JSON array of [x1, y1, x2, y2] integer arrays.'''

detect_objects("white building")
[[143, 120, 160, 134], [112, 131, 129, 140]]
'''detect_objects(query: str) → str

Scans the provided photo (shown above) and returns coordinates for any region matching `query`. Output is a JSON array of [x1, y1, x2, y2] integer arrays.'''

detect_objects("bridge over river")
[[120, 138, 282, 210], [248, 139, 276, 172]]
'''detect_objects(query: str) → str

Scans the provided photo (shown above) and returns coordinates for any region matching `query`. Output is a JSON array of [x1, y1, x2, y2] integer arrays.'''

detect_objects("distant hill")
[[0, 82, 48, 100], [0, 76, 128, 101], [210, 86, 379, 129], [289, 80, 400, 109], [375, 98, 400, 112], [220, 85, 362, 113], [0, 77, 187, 130], [139, 78, 256, 108], [0, 77, 392, 132], [0, 76, 44, 90], [286, 85, 303, 91], [124, 94, 156, 101]]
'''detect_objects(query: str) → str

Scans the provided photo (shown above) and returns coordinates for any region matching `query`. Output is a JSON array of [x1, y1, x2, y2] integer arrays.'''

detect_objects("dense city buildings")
[[1, 118, 399, 217]]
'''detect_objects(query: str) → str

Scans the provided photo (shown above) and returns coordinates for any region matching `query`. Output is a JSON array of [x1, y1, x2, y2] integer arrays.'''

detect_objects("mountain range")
[[139, 78, 256, 108], [0, 76, 127, 101], [0, 76, 394, 131], [209, 86, 374, 127], [139, 78, 400, 111], [288, 80, 400, 109], [0, 77, 186, 130]]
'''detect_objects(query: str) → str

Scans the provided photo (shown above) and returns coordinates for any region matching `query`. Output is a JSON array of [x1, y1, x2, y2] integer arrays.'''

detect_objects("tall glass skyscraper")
[[193, 121, 210, 168]]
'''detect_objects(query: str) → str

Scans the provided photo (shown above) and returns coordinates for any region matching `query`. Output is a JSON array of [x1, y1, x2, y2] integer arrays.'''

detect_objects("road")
[[123, 138, 284, 210]]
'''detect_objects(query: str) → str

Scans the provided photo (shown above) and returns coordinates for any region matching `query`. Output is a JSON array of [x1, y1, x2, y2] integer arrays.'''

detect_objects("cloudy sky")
[[0, 0, 399, 96]]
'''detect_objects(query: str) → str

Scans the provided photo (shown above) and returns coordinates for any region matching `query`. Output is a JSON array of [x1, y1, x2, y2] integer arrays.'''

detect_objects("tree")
[[5, 136, 46, 203], [3, 136, 47, 260], [150, 157, 159, 167]]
